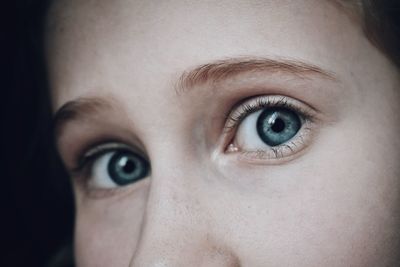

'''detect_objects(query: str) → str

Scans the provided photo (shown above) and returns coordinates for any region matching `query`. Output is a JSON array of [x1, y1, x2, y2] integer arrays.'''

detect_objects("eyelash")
[[225, 95, 315, 130], [71, 143, 134, 177], [68, 95, 317, 190], [223, 95, 317, 161]]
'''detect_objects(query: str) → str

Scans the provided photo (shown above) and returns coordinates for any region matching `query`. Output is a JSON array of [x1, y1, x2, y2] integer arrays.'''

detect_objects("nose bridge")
[[129, 164, 240, 267], [129, 166, 204, 265]]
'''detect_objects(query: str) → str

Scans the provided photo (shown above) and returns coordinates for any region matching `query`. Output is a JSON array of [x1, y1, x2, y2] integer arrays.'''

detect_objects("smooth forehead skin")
[[46, 0, 400, 266]]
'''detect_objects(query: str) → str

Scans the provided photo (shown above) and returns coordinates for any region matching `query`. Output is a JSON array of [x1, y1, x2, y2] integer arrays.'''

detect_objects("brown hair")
[[361, 0, 400, 68], [334, 0, 399, 68]]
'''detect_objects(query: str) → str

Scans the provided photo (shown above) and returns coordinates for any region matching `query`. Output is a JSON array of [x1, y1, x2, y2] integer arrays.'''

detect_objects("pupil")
[[271, 118, 285, 133], [122, 159, 136, 174]]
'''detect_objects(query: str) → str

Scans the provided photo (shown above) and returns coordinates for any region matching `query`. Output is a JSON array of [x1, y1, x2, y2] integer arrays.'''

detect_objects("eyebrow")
[[177, 57, 336, 91], [53, 57, 336, 136], [53, 97, 114, 136]]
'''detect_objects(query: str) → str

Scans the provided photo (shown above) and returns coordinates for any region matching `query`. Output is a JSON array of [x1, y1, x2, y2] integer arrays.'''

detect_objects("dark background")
[[2, 1, 74, 267], [2, 1, 399, 267]]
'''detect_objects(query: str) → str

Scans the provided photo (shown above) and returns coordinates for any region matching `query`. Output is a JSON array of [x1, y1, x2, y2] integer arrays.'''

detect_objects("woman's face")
[[46, 0, 400, 266]]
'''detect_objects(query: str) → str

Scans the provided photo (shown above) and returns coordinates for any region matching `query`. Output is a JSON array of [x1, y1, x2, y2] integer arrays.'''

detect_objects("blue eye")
[[225, 95, 316, 160], [256, 107, 301, 146], [107, 151, 150, 185]]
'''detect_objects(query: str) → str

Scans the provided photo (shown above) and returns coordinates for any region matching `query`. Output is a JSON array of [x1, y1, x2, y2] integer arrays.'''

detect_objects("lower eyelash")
[[223, 95, 317, 161], [238, 129, 311, 160]]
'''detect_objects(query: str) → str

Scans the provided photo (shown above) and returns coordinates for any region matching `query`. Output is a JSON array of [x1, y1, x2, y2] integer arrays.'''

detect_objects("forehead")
[[45, 0, 364, 109]]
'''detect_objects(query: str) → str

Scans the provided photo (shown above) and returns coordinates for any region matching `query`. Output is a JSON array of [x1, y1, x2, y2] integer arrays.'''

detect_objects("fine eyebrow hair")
[[177, 57, 336, 91], [53, 57, 336, 135], [53, 97, 114, 136]]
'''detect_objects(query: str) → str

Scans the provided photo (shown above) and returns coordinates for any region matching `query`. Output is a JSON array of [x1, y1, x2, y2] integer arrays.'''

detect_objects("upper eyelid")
[[83, 143, 134, 158], [224, 95, 318, 132], [72, 142, 146, 174]]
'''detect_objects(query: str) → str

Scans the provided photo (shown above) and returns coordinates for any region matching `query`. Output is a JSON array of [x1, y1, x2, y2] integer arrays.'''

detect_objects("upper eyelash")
[[70, 95, 314, 175], [224, 95, 316, 133], [71, 143, 134, 175]]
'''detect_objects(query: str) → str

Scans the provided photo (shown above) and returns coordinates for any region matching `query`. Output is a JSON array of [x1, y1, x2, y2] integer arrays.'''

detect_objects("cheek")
[[206, 118, 400, 266], [71, 93, 400, 267], [74, 183, 149, 267]]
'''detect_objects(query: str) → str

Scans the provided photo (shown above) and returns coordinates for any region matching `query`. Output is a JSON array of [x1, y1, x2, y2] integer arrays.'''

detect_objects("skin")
[[46, 0, 400, 266]]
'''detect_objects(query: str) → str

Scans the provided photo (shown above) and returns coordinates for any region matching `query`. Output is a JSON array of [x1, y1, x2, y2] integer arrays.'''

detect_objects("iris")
[[256, 107, 301, 146], [107, 151, 149, 185]]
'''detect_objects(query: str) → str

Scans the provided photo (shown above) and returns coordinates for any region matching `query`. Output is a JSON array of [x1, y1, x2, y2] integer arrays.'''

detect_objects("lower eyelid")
[[231, 135, 314, 165], [242, 130, 312, 159]]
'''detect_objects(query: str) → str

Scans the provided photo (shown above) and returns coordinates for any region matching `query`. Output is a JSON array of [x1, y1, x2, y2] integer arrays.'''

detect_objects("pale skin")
[[46, 0, 400, 266]]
